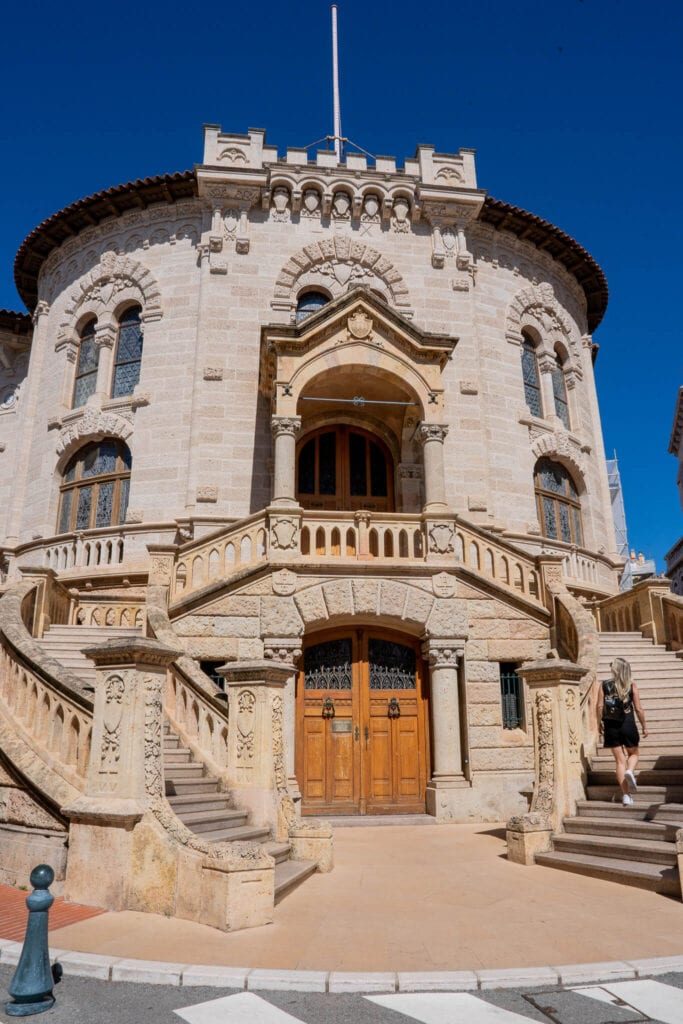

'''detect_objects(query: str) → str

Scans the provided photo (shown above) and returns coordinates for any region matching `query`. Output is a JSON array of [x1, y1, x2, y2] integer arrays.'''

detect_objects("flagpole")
[[331, 5, 342, 160]]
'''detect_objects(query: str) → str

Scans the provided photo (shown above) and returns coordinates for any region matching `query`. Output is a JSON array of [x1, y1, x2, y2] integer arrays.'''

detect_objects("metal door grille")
[[499, 662, 523, 729]]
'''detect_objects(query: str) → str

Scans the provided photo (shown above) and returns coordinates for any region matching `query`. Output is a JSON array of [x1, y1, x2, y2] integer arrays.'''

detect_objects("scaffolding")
[[607, 452, 656, 590]]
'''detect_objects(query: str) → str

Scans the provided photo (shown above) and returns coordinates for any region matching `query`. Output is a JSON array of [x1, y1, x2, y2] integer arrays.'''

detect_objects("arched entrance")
[[296, 629, 430, 815], [296, 426, 394, 512]]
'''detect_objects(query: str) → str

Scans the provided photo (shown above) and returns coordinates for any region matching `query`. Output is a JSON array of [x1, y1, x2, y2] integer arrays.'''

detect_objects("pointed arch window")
[[520, 333, 542, 418], [552, 351, 570, 429], [534, 458, 582, 545], [72, 319, 99, 408], [58, 440, 131, 534], [112, 306, 143, 398]]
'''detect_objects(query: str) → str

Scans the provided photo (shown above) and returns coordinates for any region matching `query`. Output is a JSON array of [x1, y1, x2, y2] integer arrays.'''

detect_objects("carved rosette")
[[533, 689, 554, 815], [236, 689, 256, 763]]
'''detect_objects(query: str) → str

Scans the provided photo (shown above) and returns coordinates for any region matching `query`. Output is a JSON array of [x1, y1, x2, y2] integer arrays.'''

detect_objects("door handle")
[[364, 725, 369, 749], [354, 725, 359, 741], [388, 697, 401, 719], [322, 697, 335, 719]]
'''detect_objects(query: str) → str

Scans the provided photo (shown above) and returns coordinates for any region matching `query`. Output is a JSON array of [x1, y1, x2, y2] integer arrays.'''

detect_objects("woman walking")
[[597, 657, 648, 806]]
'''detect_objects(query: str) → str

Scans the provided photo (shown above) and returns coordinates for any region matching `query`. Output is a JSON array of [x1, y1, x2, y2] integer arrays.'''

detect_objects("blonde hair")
[[611, 657, 632, 701]]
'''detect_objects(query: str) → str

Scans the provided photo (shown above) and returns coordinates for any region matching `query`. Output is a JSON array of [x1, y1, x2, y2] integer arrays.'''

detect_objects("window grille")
[[500, 662, 523, 729], [520, 336, 542, 417], [112, 306, 143, 398]]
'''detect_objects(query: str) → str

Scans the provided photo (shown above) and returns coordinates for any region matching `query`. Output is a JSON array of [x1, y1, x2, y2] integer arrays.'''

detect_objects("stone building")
[[666, 388, 683, 593], [0, 123, 638, 928]]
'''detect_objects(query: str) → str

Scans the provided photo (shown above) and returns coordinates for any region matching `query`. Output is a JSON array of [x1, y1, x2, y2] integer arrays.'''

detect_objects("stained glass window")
[[304, 639, 353, 690], [73, 320, 99, 408], [552, 355, 570, 429], [58, 440, 132, 534], [368, 639, 416, 690], [534, 458, 582, 546], [295, 292, 329, 323], [521, 336, 542, 417], [112, 306, 143, 398]]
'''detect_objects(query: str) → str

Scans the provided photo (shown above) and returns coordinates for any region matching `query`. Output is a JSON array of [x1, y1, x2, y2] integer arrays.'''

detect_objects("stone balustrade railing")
[[593, 578, 672, 644], [662, 593, 683, 652], [165, 667, 230, 782], [171, 512, 268, 601], [72, 595, 146, 629]]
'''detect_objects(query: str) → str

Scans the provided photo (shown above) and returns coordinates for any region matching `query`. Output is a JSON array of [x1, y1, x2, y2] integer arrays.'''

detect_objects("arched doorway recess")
[[296, 628, 430, 815], [296, 425, 394, 512]]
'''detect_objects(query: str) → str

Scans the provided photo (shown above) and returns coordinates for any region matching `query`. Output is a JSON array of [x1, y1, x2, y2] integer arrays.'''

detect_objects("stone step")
[[202, 824, 272, 843], [589, 769, 683, 787], [167, 793, 234, 814], [654, 804, 683, 825], [164, 765, 207, 781], [551, 832, 676, 866], [165, 778, 220, 796], [575, 800, 654, 821], [274, 859, 317, 903], [262, 841, 293, 865], [587, 784, 683, 803], [163, 752, 193, 764], [534, 850, 679, 894], [591, 755, 683, 770], [176, 809, 248, 833], [563, 816, 678, 842]]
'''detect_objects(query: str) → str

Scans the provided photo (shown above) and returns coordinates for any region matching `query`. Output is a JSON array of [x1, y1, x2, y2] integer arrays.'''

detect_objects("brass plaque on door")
[[331, 720, 353, 733]]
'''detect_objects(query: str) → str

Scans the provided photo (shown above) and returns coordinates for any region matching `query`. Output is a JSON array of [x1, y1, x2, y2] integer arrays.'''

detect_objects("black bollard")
[[5, 865, 62, 1017]]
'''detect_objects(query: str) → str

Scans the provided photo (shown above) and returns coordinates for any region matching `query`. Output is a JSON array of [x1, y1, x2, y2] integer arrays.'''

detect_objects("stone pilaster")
[[421, 639, 469, 818], [219, 660, 291, 838], [262, 638, 303, 805], [506, 658, 586, 864], [63, 637, 180, 910]]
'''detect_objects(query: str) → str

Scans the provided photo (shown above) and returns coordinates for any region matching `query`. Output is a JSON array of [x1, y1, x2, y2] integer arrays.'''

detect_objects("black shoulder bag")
[[602, 679, 625, 723]]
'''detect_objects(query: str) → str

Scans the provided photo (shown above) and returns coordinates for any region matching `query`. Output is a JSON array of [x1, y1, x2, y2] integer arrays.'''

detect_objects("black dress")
[[602, 682, 640, 749]]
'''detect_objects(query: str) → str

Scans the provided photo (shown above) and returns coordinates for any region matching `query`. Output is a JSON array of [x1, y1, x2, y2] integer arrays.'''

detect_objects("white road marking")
[[576, 980, 683, 1024], [572, 985, 622, 1005], [174, 990, 307, 1024], [366, 992, 541, 1023]]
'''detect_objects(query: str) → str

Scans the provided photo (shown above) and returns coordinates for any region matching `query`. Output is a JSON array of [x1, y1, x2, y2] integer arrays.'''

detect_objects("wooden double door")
[[296, 630, 429, 815]]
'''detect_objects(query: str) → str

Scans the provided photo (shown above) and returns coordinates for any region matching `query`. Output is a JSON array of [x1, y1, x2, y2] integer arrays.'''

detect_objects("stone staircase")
[[163, 724, 316, 903], [37, 624, 142, 686], [36, 625, 317, 903], [536, 631, 683, 896]]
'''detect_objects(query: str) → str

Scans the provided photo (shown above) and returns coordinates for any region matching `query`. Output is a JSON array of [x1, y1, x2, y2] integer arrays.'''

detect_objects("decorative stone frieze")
[[55, 408, 133, 459], [196, 487, 218, 503]]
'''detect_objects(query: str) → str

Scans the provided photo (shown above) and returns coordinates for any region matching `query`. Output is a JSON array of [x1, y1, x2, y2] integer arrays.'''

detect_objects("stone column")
[[63, 637, 180, 911], [263, 639, 303, 805], [418, 423, 449, 512], [219, 660, 291, 838], [506, 658, 586, 864], [537, 353, 558, 421], [271, 416, 301, 507], [93, 321, 117, 399], [422, 639, 468, 818]]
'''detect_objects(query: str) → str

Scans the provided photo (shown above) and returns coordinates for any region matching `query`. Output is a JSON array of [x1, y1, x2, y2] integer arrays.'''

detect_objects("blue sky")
[[1, 0, 681, 566]]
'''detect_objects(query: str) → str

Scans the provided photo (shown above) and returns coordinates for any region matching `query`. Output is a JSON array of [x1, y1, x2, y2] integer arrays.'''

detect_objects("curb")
[[1, 940, 683, 993]]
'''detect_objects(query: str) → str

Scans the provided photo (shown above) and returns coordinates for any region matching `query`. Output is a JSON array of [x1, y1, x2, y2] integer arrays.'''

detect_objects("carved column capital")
[[417, 422, 449, 446], [93, 323, 117, 350], [271, 416, 302, 439], [32, 300, 50, 325], [263, 639, 303, 668], [421, 640, 464, 668]]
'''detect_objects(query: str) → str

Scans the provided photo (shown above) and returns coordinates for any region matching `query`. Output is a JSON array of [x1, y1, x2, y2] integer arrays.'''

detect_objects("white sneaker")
[[625, 769, 638, 792], [622, 794, 634, 806]]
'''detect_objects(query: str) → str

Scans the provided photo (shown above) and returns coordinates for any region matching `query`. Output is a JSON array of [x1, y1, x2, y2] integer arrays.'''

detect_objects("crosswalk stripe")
[[174, 991, 307, 1024], [366, 993, 541, 1023], [575, 980, 683, 1024]]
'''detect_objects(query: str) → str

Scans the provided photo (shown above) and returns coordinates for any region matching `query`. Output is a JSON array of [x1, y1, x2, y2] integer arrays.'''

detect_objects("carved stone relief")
[[100, 674, 125, 775], [236, 689, 256, 763], [533, 689, 554, 814]]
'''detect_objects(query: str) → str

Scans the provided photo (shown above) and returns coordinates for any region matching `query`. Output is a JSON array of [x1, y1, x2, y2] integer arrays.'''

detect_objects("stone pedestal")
[[505, 658, 587, 861], [220, 660, 291, 837], [64, 637, 180, 910], [422, 640, 469, 818]]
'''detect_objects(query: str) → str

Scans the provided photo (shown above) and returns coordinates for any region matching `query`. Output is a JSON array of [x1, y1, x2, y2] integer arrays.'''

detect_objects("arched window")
[[534, 458, 582, 545], [552, 350, 570, 429], [297, 426, 393, 512], [58, 440, 131, 534], [73, 319, 99, 408], [112, 306, 143, 398], [520, 332, 542, 418], [295, 292, 329, 324]]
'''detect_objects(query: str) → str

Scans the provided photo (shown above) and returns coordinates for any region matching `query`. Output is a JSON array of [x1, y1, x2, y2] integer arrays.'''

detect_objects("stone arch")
[[273, 237, 411, 316], [55, 408, 133, 462], [506, 282, 581, 375], [284, 577, 465, 639], [531, 431, 585, 489], [58, 251, 163, 343]]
